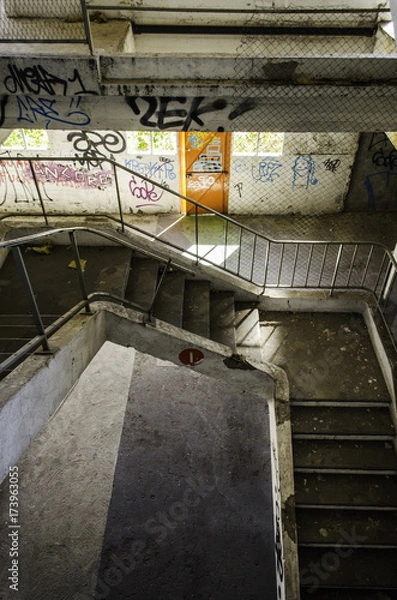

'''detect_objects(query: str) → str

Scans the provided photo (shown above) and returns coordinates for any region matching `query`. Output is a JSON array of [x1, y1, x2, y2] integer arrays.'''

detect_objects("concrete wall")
[[345, 132, 397, 212], [229, 133, 359, 215], [0, 130, 181, 215], [0, 129, 359, 216]]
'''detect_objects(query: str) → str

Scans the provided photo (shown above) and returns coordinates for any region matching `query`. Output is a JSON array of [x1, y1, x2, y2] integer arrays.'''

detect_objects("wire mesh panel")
[[0, 0, 87, 43]]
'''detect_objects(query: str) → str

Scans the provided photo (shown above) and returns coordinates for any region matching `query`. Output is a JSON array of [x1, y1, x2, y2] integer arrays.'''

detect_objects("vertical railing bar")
[[250, 234, 258, 283], [69, 231, 90, 313], [346, 244, 358, 287], [149, 258, 171, 315], [28, 159, 48, 226], [113, 163, 125, 233], [80, 0, 94, 55], [361, 244, 374, 288], [374, 251, 389, 299], [291, 243, 299, 287], [11, 246, 50, 352], [318, 244, 327, 287], [223, 219, 229, 269], [304, 243, 314, 288], [330, 243, 343, 293], [237, 227, 243, 276], [263, 241, 271, 288], [277, 243, 285, 286], [194, 204, 199, 266]]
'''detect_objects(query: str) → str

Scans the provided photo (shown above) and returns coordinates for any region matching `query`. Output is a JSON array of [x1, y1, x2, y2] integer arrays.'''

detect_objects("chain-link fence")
[[0, 0, 88, 43], [230, 6, 397, 239]]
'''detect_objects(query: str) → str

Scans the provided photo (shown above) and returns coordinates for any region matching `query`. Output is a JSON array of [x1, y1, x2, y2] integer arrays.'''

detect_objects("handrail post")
[[330, 243, 343, 295], [149, 258, 171, 316], [80, 0, 94, 55], [195, 203, 199, 266], [113, 163, 125, 233], [11, 246, 50, 352], [69, 231, 91, 313], [28, 159, 48, 226]]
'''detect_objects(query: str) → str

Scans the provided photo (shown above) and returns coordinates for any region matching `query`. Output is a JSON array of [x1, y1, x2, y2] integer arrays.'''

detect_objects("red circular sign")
[[179, 348, 204, 366]]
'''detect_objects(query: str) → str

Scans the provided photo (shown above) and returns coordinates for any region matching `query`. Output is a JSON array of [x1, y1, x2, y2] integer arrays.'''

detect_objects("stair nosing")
[[296, 503, 397, 511], [293, 434, 395, 441], [294, 467, 397, 475]]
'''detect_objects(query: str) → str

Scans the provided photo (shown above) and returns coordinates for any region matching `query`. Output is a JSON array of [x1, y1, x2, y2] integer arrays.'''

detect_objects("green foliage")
[[2, 129, 49, 150], [127, 131, 177, 154], [233, 132, 284, 155], [2, 129, 24, 149]]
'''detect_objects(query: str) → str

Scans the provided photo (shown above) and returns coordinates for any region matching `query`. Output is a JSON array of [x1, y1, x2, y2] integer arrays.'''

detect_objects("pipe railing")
[[0, 155, 396, 365], [0, 2, 391, 54], [0, 226, 195, 376]]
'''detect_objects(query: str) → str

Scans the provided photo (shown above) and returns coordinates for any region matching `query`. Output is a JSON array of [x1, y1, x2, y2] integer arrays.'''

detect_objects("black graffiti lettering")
[[0, 95, 8, 127], [139, 97, 159, 128], [182, 97, 228, 131], [4, 64, 68, 96], [126, 95, 257, 131], [324, 158, 341, 173], [125, 96, 141, 116], [228, 98, 260, 121], [4, 64, 95, 96], [368, 132, 389, 151], [157, 97, 188, 130], [67, 131, 126, 167], [372, 147, 397, 170]]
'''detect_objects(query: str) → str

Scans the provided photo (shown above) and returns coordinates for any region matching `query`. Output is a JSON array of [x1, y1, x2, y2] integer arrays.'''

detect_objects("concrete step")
[[293, 440, 397, 471], [300, 588, 397, 600], [152, 270, 186, 327], [291, 405, 395, 436], [235, 302, 262, 362], [182, 279, 211, 338], [299, 547, 397, 589], [124, 256, 160, 311], [296, 507, 397, 546], [294, 472, 397, 508], [210, 290, 236, 351]]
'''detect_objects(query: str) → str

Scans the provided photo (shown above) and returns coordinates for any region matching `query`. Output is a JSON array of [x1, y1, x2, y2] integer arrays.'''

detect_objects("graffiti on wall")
[[323, 158, 341, 173], [2, 62, 97, 129], [129, 175, 165, 208], [292, 155, 318, 189], [252, 158, 283, 183], [191, 137, 223, 173], [126, 96, 260, 132], [125, 158, 176, 181], [16, 95, 91, 128], [363, 133, 397, 210], [4, 64, 96, 97], [0, 157, 113, 206], [67, 131, 126, 167]]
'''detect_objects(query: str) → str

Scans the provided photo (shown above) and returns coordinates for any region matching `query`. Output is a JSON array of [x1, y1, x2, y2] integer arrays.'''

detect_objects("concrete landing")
[[0, 340, 277, 599], [260, 312, 390, 401]]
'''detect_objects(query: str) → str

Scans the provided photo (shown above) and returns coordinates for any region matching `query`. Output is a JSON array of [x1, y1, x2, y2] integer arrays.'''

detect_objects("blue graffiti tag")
[[252, 159, 283, 182], [16, 95, 91, 128], [292, 155, 318, 189], [125, 159, 176, 181]]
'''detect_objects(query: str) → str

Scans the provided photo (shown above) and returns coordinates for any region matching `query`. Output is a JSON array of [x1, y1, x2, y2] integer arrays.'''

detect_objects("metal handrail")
[[1, 155, 396, 361], [0, 225, 196, 377], [2, 154, 397, 289]]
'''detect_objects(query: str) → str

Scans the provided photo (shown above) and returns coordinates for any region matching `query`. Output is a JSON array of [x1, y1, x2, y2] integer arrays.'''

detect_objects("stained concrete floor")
[[0, 341, 277, 600], [259, 311, 390, 400]]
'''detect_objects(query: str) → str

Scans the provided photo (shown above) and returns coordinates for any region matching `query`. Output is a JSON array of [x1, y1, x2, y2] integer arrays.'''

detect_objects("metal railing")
[[0, 2, 392, 54], [2, 155, 396, 292], [0, 226, 194, 377], [0, 155, 396, 365]]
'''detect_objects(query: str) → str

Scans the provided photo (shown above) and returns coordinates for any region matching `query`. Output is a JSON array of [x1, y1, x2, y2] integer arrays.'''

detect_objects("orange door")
[[179, 132, 231, 214]]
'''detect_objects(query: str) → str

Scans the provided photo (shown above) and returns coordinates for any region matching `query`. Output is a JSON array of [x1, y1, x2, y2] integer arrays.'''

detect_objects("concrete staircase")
[[0, 246, 263, 380], [292, 397, 397, 598], [124, 251, 262, 359]]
